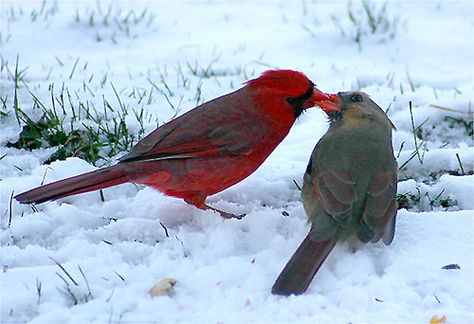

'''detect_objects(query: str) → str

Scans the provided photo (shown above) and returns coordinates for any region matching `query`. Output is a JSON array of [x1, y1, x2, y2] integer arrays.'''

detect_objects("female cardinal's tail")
[[272, 235, 337, 296], [15, 165, 128, 204]]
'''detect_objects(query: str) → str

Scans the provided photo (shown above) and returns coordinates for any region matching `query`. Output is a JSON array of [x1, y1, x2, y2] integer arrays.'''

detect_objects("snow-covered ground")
[[1, 1, 473, 323]]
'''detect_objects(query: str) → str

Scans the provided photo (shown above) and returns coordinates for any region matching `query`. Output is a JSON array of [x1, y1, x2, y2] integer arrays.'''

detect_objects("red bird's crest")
[[246, 69, 313, 98]]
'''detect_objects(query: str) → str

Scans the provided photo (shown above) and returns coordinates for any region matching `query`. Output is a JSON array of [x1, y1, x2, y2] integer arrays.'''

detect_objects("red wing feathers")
[[119, 89, 256, 162]]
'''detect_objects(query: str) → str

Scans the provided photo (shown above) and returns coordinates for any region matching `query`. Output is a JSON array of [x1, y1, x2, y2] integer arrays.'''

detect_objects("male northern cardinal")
[[272, 91, 398, 295], [15, 69, 329, 218]]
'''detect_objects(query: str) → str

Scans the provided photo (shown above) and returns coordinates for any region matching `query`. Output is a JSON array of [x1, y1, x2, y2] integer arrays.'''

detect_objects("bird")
[[15, 69, 330, 219], [272, 91, 398, 295]]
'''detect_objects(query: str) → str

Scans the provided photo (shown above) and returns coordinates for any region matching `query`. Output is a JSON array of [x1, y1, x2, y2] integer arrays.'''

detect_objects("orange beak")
[[303, 87, 328, 109], [313, 92, 341, 115]]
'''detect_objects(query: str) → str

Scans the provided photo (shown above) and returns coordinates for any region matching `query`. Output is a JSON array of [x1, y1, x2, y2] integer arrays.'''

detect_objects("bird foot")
[[203, 204, 246, 220]]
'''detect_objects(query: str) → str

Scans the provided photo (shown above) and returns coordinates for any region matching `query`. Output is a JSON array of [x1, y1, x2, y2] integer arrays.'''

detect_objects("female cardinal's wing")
[[306, 165, 397, 245], [304, 166, 358, 240], [359, 170, 398, 245], [120, 88, 259, 163]]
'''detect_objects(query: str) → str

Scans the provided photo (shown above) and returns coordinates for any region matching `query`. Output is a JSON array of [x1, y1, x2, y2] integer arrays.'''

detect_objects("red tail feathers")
[[15, 165, 128, 204]]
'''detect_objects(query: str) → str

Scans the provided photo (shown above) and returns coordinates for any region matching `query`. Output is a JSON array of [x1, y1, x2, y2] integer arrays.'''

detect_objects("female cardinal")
[[15, 69, 329, 218], [272, 91, 398, 295]]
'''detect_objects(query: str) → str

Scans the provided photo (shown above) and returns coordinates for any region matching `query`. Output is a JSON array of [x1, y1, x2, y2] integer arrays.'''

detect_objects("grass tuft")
[[51, 258, 93, 305], [329, 0, 400, 49], [3, 58, 153, 166], [74, 2, 157, 43], [397, 186, 458, 211]]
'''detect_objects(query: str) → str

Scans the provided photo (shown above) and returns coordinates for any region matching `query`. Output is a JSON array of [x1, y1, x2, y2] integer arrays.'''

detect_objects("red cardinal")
[[15, 69, 329, 218]]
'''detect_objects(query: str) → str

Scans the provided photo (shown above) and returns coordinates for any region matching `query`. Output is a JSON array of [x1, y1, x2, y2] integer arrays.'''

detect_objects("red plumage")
[[15, 70, 328, 216]]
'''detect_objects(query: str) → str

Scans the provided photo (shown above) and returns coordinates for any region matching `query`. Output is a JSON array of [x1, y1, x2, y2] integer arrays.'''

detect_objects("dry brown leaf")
[[430, 315, 447, 324], [148, 277, 177, 297]]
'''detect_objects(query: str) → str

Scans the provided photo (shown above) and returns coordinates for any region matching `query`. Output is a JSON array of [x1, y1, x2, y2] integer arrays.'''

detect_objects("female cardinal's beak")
[[313, 92, 341, 115]]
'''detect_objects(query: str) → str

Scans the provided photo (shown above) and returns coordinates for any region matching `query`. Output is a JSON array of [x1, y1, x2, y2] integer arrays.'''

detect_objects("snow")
[[1, 0, 473, 323]]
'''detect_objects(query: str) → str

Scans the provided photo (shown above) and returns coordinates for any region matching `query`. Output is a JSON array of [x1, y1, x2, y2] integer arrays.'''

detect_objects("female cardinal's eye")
[[351, 94, 363, 102]]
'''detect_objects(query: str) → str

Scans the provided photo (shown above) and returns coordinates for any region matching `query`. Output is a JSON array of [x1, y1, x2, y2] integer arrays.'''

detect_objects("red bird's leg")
[[184, 196, 245, 219], [203, 204, 246, 220], [185, 196, 245, 219]]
